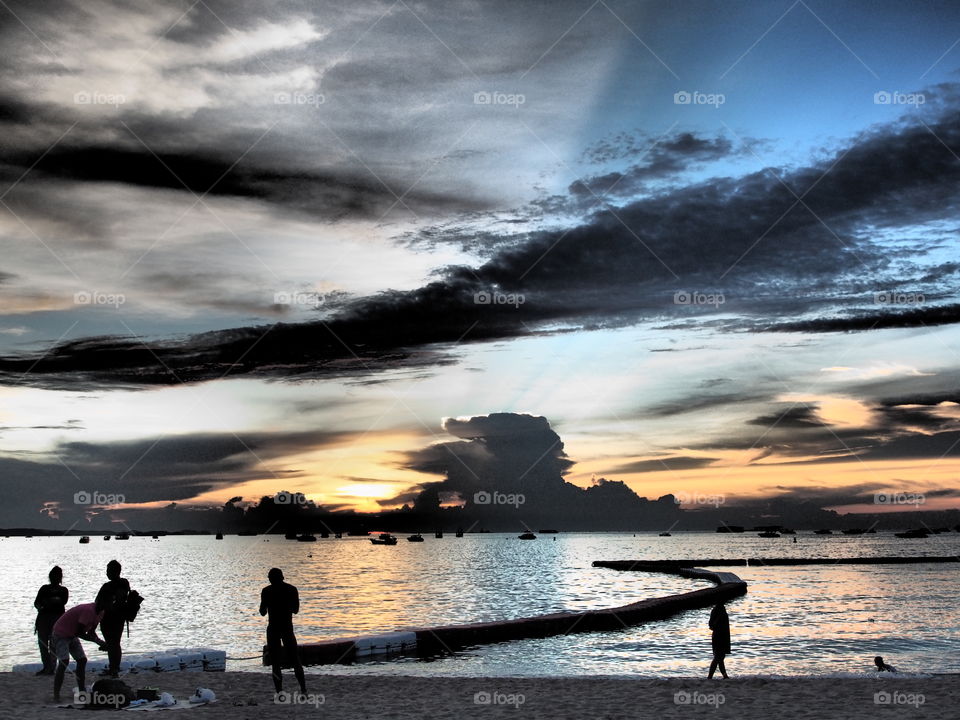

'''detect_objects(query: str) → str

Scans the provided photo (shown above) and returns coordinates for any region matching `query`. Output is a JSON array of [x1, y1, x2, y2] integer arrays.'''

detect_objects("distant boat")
[[814, 529, 833, 535], [320, 531, 330, 539], [434, 531, 443, 539], [895, 528, 929, 539], [842, 528, 867, 535], [538, 529, 559, 534], [103, 535, 110, 541], [334, 532, 342, 539], [758, 531, 781, 538], [659, 532, 672, 537], [151, 535, 160, 540], [215, 532, 223, 540], [370, 533, 398, 545], [296, 534, 317, 542], [114, 532, 130, 540], [780, 528, 796, 535], [407, 533, 424, 542], [455, 528, 464, 538], [518, 532, 537, 540], [79, 536, 90, 544]]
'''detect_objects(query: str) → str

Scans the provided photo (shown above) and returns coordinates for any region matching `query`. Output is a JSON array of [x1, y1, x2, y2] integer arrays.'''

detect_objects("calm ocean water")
[[2, 532, 958, 676]]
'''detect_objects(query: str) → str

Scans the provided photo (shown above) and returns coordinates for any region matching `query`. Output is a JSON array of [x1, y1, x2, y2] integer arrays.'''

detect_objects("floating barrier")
[[11, 648, 227, 674], [592, 556, 960, 569], [269, 565, 746, 667]]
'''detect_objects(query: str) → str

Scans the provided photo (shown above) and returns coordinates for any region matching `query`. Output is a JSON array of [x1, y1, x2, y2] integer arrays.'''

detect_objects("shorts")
[[50, 634, 86, 665]]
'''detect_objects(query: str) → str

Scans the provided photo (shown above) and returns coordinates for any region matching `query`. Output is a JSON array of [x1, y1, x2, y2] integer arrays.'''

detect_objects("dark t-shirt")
[[34, 583, 69, 629], [95, 578, 131, 620], [260, 582, 299, 630]]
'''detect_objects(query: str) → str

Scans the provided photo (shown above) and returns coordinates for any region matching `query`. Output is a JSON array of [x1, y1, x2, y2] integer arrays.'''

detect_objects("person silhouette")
[[260, 568, 307, 695], [50, 603, 106, 702], [94, 560, 130, 677], [34, 566, 69, 675], [708, 603, 730, 679], [875, 655, 897, 672]]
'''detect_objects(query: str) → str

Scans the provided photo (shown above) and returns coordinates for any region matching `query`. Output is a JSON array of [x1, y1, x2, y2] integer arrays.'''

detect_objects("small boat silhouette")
[[370, 533, 398, 545], [407, 533, 424, 542], [79, 536, 90, 544], [518, 532, 537, 540]]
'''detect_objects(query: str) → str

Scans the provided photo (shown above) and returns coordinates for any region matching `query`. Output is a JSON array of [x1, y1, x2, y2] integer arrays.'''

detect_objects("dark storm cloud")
[[5, 98, 960, 386], [397, 413, 681, 529], [747, 405, 828, 428], [608, 455, 718, 474], [570, 132, 749, 198], [761, 303, 960, 333], [0, 427, 350, 526]]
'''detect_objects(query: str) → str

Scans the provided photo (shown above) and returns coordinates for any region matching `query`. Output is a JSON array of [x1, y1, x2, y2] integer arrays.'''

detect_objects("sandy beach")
[[2, 671, 956, 719]]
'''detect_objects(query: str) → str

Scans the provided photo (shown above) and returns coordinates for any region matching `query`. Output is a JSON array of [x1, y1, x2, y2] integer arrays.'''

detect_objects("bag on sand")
[[86, 678, 135, 709]]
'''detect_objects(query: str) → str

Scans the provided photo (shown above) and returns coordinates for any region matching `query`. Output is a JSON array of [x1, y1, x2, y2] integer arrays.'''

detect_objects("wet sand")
[[3, 671, 956, 718]]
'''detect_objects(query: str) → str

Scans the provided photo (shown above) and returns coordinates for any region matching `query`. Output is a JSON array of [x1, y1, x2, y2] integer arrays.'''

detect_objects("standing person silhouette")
[[94, 560, 130, 677], [708, 603, 730, 679], [260, 568, 306, 696], [34, 566, 69, 675]]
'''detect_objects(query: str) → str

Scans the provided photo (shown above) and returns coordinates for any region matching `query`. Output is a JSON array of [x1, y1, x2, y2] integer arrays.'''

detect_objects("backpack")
[[124, 590, 144, 623]]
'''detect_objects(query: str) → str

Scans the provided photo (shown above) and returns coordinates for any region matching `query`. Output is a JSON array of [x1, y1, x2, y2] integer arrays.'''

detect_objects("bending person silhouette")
[[708, 603, 730, 679], [34, 566, 69, 675], [50, 603, 106, 702], [94, 560, 130, 677], [260, 568, 306, 695]]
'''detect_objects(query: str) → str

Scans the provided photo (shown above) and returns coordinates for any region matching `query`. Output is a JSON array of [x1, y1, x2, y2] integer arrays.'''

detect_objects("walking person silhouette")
[[260, 568, 307, 696], [708, 603, 730, 679], [34, 566, 68, 675]]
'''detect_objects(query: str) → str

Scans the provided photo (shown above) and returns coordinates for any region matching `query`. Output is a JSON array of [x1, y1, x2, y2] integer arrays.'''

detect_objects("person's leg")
[[718, 656, 728, 679], [102, 618, 122, 675], [51, 637, 69, 701], [283, 630, 306, 694], [37, 622, 52, 673], [708, 656, 718, 678], [267, 626, 283, 693]]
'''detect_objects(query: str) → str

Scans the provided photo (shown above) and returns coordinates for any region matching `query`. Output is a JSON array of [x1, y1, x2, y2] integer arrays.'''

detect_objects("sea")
[[2, 531, 958, 677]]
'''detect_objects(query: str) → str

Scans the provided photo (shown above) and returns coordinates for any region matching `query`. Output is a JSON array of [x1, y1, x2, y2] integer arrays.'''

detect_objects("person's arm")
[[94, 584, 107, 614], [259, 588, 268, 617], [291, 586, 299, 615], [34, 587, 46, 612], [79, 628, 106, 649]]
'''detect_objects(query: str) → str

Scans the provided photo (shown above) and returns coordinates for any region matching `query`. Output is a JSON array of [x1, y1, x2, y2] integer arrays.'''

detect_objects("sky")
[[2, 0, 960, 527]]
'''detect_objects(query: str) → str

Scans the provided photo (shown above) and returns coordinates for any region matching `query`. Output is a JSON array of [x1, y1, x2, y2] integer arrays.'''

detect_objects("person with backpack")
[[34, 566, 69, 675], [94, 560, 129, 677]]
